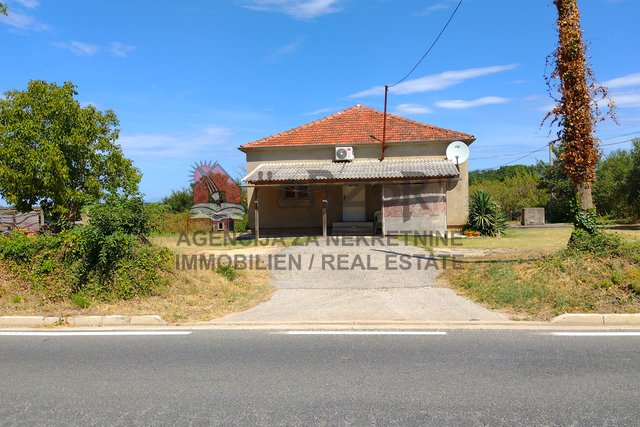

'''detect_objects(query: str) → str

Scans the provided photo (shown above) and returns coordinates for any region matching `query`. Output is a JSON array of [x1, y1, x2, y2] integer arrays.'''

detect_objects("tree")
[[0, 80, 140, 222], [0, 3, 7, 15], [161, 187, 193, 213], [626, 139, 640, 218], [544, 0, 615, 216], [593, 149, 633, 219], [538, 159, 575, 223]]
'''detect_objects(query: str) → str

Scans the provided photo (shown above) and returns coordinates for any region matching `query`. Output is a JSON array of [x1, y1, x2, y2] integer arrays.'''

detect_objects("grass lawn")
[[455, 227, 573, 253], [403, 226, 574, 259], [602, 224, 640, 241]]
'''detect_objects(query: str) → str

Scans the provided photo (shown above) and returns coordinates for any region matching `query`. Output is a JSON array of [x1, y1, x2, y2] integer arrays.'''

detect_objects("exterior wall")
[[382, 182, 447, 235], [244, 140, 471, 230], [445, 161, 468, 227]]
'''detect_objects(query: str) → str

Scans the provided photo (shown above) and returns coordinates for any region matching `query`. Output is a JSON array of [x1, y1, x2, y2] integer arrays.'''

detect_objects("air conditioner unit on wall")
[[335, 146, 354, 161]]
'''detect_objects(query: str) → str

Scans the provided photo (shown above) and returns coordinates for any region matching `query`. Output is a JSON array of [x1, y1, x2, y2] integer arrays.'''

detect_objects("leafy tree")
[[161, 187, 193, 213], [0, 2, 7, 15], [470, 166, 548, 219], [544, 0, 615, 220], [469, 164, 544, 185], [627, 139, 640, 218], [538, 160, 575, 223], [0, 80, 140, 222], [593, 149, 633, 219]]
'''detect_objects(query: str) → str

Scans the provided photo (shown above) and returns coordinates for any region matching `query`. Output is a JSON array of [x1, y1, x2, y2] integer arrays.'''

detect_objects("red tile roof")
[[241, 104, 474, 149]]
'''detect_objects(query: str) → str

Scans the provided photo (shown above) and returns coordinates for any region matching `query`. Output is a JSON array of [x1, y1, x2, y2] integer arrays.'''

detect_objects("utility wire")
[[480, 137, 637, 170], [600, 130, 640, 141], [474, 134, 639, 163], [389, 0, 463, 88]]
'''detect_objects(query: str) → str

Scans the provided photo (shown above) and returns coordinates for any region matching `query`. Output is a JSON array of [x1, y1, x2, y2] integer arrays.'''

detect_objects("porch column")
[[254, 187, 260, 240], [322, 185, 328, 238], [381, 183, 386, 236]]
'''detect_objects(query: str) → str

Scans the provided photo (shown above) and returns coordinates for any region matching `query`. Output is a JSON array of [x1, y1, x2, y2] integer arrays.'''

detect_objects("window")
[[283, 185, 309, 200]]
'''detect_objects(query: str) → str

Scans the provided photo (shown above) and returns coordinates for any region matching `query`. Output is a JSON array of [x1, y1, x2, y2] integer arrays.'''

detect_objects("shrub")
[[145, 203, 170, 234], [234, 212, 249, 233], [0, 193, 173, 302], [468, 190, 508, 237], [216, 264, 237, 281], [0, 231, 38, 263]]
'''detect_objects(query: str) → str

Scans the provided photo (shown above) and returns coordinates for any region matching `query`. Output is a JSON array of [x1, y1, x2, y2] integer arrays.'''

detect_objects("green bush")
[[234, 212, 249, 233], [468, 190, 508, 237], [145, 203, 170, 234], [216, 264, 237, 281], [0, 194, 173, 302], [0, 231, 38, 263], [568, 229, 623, 256]]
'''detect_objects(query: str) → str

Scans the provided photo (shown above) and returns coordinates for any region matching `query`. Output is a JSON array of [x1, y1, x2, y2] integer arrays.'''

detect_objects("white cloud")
[[415, 0, 457, 16], [0, 9, 48, 31], [265, 38, 303, 62], [394, 103, 433, 115], [12, 0, 39, 9], [109, 42, 136, 58], [53, 40, 99, 56], [603, 72, 640, 89], [118, 127, 235, 159], [537, 103, 556, 113], [241, 0, 342, 19], [435, 96, 510, 109], [610, 92, 640, 108], [349, 64, 518, 98], [303, 106, 343, 116]]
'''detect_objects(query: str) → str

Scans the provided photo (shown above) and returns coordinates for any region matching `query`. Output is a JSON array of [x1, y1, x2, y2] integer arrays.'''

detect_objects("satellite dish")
[[446, 141, 469, 165]]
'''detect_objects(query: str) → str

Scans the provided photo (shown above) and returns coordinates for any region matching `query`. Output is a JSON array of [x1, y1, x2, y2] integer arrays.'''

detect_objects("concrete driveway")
[[218, 236, 508, 323]]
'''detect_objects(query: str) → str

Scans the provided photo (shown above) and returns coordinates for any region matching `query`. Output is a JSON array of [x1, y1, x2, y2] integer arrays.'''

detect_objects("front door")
[[342, 184, 366, 221]]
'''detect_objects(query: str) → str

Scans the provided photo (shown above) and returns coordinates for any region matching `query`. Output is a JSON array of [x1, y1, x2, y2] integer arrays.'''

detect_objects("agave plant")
[[468, 190, 507, 237]]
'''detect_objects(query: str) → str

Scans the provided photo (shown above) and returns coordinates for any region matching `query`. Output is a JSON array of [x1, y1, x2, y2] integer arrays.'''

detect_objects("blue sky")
[[2, 0, 640, 201]]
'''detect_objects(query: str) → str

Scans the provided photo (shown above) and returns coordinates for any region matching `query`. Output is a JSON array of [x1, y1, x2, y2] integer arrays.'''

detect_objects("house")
[[240, 104, 475, 236]]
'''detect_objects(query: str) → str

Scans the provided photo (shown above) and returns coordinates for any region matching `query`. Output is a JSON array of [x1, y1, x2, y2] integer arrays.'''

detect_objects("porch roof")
[[243, 159, 459, 184]]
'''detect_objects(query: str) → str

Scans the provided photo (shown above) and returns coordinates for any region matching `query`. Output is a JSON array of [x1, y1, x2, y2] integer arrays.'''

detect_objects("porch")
[[247, 181, 451, 237], [243, 158, 459, 237]]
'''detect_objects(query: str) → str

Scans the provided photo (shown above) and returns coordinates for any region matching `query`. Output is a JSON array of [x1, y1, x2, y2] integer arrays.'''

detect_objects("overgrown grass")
[[0, 262, 273, 323], [442, 233, 640, 320]]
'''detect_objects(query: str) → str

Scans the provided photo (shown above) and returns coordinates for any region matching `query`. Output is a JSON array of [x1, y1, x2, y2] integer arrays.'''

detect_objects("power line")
[[481, 145, 549, 170], [479, 137, 637, 170], [389, 0, 463, 88], [473, 148, 548, 160], [601, 138, 638, 147], [599, 130, 640, 141]]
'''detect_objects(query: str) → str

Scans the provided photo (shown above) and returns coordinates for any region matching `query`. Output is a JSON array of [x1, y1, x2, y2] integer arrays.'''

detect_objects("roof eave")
[[239, 137, 476, 152]]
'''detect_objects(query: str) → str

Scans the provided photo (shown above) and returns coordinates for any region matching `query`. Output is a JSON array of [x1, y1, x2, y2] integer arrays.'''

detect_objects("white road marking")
[[281, 330, 447, 336], [0, 331, 193, 337], [551, 332, 640, 337]]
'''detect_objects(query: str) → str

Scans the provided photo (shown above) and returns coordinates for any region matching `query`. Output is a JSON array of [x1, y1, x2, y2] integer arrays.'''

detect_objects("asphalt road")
[[1, 329, 640, 426]]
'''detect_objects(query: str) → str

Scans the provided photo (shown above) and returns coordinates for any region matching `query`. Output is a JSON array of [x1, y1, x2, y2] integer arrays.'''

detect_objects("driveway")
[[217, 237, 508, 323]]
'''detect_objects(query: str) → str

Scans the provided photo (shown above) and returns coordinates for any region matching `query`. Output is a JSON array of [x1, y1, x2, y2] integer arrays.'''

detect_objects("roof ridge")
[[367, 107, 473, 140]]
